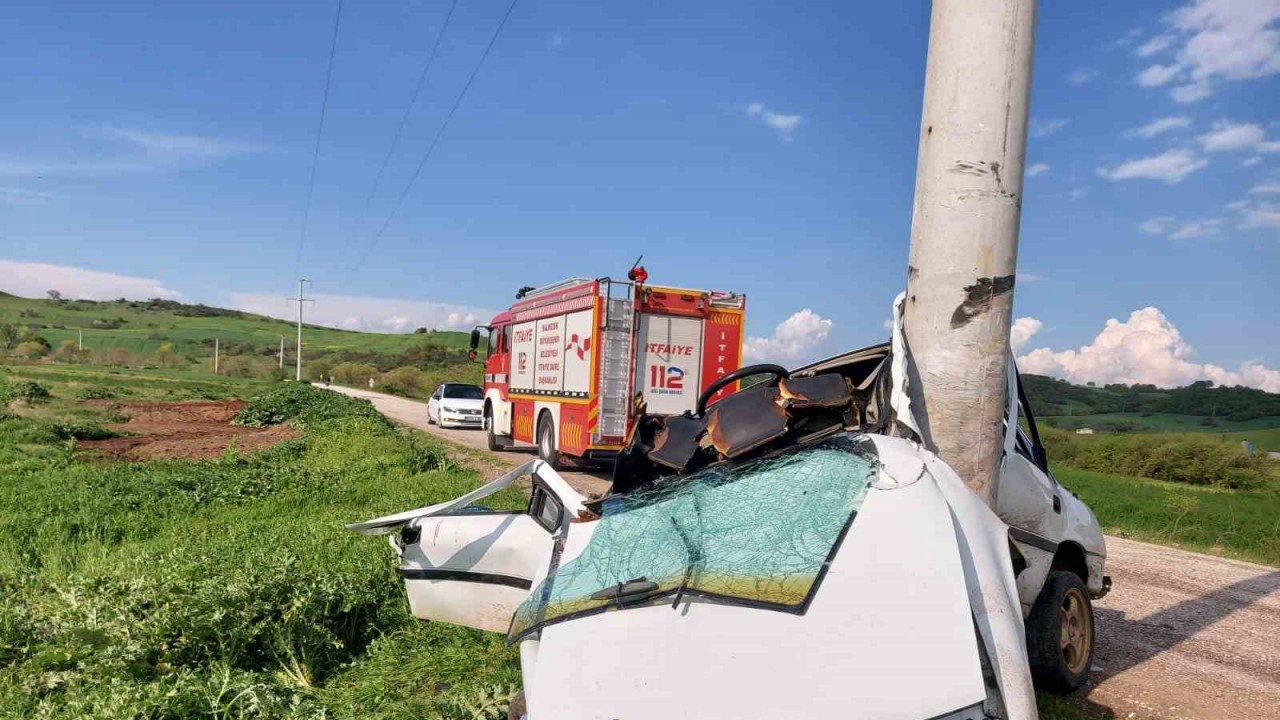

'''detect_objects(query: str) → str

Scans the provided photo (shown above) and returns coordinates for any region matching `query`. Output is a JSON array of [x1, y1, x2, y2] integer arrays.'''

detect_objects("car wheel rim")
[[1059, 587, 1092, 675]]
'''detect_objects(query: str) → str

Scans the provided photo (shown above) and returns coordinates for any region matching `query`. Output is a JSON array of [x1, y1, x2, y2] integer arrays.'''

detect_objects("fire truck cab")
[[470, 271, 746, 467]]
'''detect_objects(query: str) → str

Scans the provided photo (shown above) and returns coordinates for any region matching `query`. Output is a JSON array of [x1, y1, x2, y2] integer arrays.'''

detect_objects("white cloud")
[[1226, 199, 1249, 210], [1168, 218, 1222, 239], [1017, 307, 1280, 392], [1018, 272, 1045, 283], [744, 102, 803, 141], [1068, 68, 1099, 84], [0, 259, 183, 300], [1030, 118, 1069, 138], [743, 309, 832, 364], [1236, 201, 1280, 230], [547, 33, 563, 49], [1139, 216, 1175, 235], [1139, 215, 1222, 238], [0, 127, 263, 178], [1010, 317, 1044, 352], [1251, 183, 1280, 193], [1199, 120, 1267, 151], [1136, 33, 1178, 57], [227, 292, 494, 334], [1098, 149, 1208, 183], [1129, 116, 1191, 138], [1137, 63, 1183, 86], [1134, 0, 1280, 102], [1026, 163, 1050, 177], [1171, 80, 1214, 103], [1242, 156, 1263, 167]]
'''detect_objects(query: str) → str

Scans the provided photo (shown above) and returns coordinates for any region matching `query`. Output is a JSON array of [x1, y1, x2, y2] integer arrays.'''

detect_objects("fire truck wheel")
[[537, 414, 560, 468], [484, 406, 504, 451]]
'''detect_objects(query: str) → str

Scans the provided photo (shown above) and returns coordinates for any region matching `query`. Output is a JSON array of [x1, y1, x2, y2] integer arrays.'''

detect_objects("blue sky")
[[2, 0, 1278, 389]]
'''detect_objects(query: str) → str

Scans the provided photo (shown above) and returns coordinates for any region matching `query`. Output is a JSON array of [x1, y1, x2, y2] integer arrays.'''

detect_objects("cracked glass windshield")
[[509, 434, 878, 640]]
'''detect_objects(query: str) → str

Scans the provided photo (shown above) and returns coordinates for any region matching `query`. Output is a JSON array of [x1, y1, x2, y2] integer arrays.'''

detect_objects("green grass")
[[0, 293, 470, 359], [1056, 464, 1280, 567], [1217, 426, 1280, 453], [1042, 411, 1280, 434], [0, 378, 526, 718]]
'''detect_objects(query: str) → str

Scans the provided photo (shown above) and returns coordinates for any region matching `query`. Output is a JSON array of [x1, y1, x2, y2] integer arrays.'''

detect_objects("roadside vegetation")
[[0, 377, 525, 718]]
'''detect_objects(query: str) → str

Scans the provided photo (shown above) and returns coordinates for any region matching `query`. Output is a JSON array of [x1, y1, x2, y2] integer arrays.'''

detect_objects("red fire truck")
[[469, 268, 746, 467]]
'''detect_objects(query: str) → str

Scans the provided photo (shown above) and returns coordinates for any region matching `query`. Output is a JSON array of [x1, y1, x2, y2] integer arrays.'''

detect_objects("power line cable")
[[345, 0, 521, 280], [294, 0, 346, 279], [354, 0, 459, 229]]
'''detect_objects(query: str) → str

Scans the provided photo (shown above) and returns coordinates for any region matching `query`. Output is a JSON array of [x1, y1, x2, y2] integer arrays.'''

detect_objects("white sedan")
[[426, 383, 485, 429]]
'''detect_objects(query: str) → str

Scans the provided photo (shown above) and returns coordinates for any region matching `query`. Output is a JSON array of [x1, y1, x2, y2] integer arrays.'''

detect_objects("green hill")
[[0, 291, 470, 360], [1022, 373, 1280, 449]]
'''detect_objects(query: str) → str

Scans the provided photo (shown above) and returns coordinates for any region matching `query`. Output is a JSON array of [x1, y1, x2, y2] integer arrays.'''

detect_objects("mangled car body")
[[351, 304, 1109, 720]]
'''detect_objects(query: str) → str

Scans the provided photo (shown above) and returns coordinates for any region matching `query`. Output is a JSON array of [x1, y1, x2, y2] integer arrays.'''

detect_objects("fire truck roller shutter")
[[636, 315, 704, 416]]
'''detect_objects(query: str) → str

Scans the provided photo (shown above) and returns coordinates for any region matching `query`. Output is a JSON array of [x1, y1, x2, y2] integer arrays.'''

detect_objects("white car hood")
[[439, 398, 484, 412], [520, 434, 1032, 720]]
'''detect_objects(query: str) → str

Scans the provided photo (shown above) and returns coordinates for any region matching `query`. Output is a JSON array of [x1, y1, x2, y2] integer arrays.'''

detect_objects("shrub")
[[12, 381, 52, 403], [234, 383, 388, 429], [330, 362, 379, 386], [1042, 426, 1271, 489], [380, 366, 429, 397], [74, 386, 117, 400], [52, 421, 118, 440], [14, 341, 49, 359]]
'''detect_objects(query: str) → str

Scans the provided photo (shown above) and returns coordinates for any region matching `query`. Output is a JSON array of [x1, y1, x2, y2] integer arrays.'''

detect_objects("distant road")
[[316, 383, 611, 497], [321, 383, 1280, 720]]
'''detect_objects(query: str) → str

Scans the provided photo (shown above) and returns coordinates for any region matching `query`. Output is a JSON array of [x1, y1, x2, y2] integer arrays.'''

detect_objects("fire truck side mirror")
[[469, 328, 481, 350], [467, 349, 478, 362]]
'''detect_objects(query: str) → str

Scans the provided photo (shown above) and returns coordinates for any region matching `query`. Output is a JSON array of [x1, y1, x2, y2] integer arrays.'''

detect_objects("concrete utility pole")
[[295, 279, 314, 381], [78, 328, 83, 351], [279, 335, 285, 369], [214, 337, 220, 375], [902, 0, 1037, 509]]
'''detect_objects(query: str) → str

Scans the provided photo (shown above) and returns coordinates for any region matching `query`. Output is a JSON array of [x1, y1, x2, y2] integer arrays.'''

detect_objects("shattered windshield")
[[508, 434, 878, 641]]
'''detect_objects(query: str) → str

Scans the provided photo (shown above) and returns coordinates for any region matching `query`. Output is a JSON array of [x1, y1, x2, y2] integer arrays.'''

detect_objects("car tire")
[[537, 414, 560, 469], [1026, 570, 1095, 693]]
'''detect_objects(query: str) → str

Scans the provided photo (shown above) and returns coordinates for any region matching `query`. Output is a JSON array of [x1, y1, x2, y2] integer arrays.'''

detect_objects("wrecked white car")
[[351, 323, 1109, 720]]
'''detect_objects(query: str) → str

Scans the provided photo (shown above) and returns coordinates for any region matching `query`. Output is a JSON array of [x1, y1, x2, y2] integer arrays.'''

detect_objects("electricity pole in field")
[[214, 337, 220, 375], [295, 280, 314, 381], [902, 0, 1037, 509], [279, 335, 285, 369]]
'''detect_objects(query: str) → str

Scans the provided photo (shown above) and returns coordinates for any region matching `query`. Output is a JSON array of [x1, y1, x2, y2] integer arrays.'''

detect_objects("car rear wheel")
[[537, 414, 560, 469], [1026, 570, 1095, 693]]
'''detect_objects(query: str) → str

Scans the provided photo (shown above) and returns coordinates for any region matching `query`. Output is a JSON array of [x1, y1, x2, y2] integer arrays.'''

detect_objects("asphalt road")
[[322, 383, 1280, 720]]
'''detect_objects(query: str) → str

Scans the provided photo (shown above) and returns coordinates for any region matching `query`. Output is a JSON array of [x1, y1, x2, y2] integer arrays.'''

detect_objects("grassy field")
[[0, 378, 526, 718], [1043, 411, 1280, 434], [1056, 464, 1280, 567], [0, 292, 470, 359], [4, 364, 1272, 719]]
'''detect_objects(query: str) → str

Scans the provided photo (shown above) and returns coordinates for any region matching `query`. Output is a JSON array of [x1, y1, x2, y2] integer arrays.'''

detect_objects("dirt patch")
[[82, 400, 301, 461]]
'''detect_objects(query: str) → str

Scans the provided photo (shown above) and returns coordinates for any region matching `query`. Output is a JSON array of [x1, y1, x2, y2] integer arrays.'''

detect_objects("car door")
[[996, 373, 1067, 609], [347, 460, 588, 633], [428, 386, 441, 422]]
